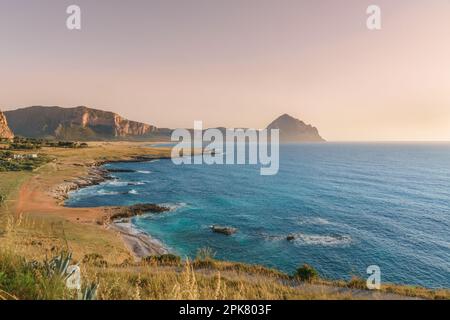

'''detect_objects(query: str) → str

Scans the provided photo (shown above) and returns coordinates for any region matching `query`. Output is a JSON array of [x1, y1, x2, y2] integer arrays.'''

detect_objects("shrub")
[[347, 276, 367, 289], [0, 250, 67, 299], [196, 247, 216, 261], [82, 253, 108, 268], [294, 264, 319, 282], [143, 254, 181, 266]]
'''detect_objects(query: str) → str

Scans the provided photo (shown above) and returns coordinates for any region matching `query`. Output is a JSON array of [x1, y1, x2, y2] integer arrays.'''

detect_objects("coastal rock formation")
[[4, 106, 159, 140], [108, 203, 170, 220], [50, 166, 111, 203], [286, 235, 296, 241], [0, 111, 14, 139], [211, 225, 237, 235], [267, 114, 325, 142], [101, 203, 170, 226]]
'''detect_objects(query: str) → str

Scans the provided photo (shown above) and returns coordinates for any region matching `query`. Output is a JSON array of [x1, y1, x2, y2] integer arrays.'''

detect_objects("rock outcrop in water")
[[109, 203, 170, 220], [211, 225, 237, 235], [267, 114, 325, 142], [4, 106, 161, 140], [101, 203, 170, 225], [0, 110, 14, 139], [286, 235, 296, 241]]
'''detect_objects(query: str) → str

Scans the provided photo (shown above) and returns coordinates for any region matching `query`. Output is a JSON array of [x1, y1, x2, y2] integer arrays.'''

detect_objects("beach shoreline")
[[111, 219, 168, 258], [56, 152, 172, 259]]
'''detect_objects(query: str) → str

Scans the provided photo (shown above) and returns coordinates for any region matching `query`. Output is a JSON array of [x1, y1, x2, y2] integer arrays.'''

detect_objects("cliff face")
[[0, 111, 14, 139], [4, 106, 156, 140], [266, 114, 325, 142]]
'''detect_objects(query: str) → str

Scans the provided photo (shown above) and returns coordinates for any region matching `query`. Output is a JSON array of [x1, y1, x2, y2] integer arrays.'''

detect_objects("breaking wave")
[[97, 189, 120, 195], [290, 233, 352, 246], [161, 202, 187, 211], [269, 233, 351, 246], [106, 180, 130, 187], [296, 217, 331, 226]]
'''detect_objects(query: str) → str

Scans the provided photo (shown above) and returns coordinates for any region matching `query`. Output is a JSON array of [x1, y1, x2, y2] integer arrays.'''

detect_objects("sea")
[[66, 143, 450, 288]]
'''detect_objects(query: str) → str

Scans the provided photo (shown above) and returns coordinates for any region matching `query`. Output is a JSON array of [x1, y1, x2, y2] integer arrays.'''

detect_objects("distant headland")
[[3, 106, 325, 142]]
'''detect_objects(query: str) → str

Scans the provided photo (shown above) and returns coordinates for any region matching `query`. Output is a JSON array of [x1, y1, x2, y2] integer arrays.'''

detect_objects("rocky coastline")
[[50, 155, 172, 259], [51, 165, 111, 203], [50, 155, 169, 203]]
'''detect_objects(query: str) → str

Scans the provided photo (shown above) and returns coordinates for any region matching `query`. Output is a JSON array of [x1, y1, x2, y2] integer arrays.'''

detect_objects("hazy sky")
[[1, 0, 450, 141]]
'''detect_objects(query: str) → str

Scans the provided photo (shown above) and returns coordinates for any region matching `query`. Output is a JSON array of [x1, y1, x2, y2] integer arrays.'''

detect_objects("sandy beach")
[[111, 220, 168, 258]]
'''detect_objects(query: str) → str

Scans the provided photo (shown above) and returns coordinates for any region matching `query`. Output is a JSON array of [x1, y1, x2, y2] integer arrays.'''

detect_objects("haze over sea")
[[66, 143, 450, 288]]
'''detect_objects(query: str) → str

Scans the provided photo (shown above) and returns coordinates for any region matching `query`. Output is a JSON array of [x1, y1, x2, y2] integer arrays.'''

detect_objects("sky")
[[1, 0, 450, 141]]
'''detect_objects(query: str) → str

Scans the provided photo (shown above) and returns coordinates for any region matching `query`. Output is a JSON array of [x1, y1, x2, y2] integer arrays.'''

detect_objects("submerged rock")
[[211, 225, 237, 236], [286, 235, 296, 241]]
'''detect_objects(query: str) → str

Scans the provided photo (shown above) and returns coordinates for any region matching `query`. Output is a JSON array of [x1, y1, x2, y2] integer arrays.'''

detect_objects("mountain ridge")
[[4, 106, 159, 141], [4, 106, 324, 142]]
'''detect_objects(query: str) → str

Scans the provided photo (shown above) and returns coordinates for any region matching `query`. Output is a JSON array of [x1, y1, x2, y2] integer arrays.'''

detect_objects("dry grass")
[[82, 261, 353, 300], [326, 277, 450, 300], [1, 213, 449, 300]]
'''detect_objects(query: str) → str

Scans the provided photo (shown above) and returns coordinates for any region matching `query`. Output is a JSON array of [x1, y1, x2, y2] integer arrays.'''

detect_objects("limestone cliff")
[[0, 111, 14, 139], [4, 106, 156, 140]]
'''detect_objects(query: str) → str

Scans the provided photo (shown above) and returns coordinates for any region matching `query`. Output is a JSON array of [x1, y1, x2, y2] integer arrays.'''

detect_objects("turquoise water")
[[66, 143, 450, 288]]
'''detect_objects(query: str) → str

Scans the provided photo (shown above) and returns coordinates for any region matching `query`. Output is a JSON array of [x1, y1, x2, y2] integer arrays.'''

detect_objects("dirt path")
[[15, 168, 104, 224]]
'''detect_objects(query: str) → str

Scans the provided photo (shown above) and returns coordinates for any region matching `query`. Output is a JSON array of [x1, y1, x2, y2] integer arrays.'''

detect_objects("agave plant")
[[80, 282, 98, 300], [31, 251, 99, 300], [43, 251, 75, 280]]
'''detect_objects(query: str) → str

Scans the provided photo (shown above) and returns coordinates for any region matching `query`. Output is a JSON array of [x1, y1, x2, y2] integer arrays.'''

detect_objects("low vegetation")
[[0, 249, 99, 300], [2, 242, 449, 300], [0, 151, 51, 172], [1, 137, 88, 151], [0, 137, 88, 172], [294, 264, 319, 282]]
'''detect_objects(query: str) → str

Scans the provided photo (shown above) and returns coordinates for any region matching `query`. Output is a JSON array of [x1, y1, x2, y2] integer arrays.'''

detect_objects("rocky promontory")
[[0, 110, 14, 139], [267, 114, 325, 142]]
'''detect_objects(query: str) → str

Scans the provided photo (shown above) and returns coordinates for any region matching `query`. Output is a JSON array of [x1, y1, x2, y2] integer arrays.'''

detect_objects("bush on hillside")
[[294, 264, 319, 282]]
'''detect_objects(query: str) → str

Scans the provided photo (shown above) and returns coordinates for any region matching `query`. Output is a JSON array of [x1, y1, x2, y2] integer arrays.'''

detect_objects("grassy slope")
[[0, 142, 448, 300]]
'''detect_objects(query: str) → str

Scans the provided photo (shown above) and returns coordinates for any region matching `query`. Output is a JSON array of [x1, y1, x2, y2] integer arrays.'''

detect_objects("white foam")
[[268, 232, 351, 246], [97, 189, 120, 195], [128, 182, 145, 186], [296, 217, 331, 226], [292, 233, 351, 246], [128, 189, 139, 195], [107, 180, 130, 187], [137, 170, 152, 174], [161, 202, 187, 211]]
